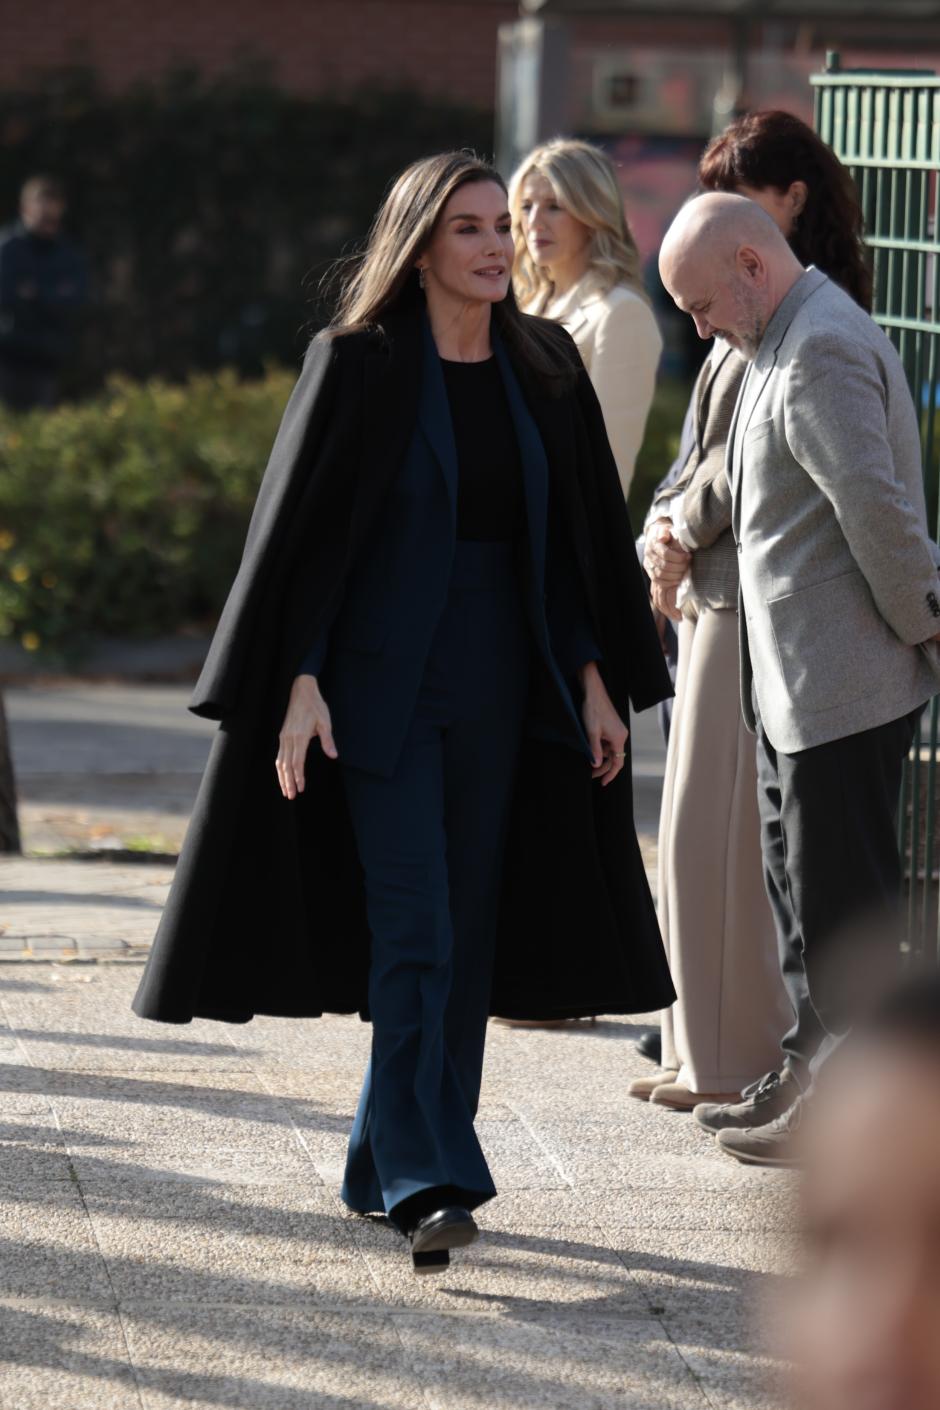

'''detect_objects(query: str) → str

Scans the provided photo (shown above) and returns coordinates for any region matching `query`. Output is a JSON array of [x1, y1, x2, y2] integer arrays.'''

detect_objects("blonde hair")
[[325, 150, 576, 389], [509, 138, 646, 312]]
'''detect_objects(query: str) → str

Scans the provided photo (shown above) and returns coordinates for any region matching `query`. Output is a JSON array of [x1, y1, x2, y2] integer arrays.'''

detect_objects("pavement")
[[0, 685, 796, 1409]]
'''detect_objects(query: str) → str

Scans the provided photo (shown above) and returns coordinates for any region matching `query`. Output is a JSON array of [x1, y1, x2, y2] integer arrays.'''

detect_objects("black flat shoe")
[[636, 1030, 662, 1065], [412, 1248, 450, 1275], [409, 1205, 479, 1274]]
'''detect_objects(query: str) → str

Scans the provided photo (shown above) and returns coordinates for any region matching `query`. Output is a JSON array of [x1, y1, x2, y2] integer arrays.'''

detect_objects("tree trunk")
[[0, 691, 22, 854]]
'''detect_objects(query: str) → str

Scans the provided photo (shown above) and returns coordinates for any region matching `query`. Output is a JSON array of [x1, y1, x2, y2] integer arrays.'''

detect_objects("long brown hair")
[[327, 151, 576, 390], [699, 110, 872, 312]]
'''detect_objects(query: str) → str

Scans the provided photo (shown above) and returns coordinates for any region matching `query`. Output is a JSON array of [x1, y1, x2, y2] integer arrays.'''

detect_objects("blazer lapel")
[[493, 335, 548, 590], [698, 343, 735, 443], [729, 269, 829, 529], [727, 361, 752, 538], [417, 317, 458, 521]]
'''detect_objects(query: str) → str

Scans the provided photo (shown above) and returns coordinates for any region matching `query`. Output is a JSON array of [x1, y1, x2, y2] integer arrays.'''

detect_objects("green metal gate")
[[814, 56, 940, 962]]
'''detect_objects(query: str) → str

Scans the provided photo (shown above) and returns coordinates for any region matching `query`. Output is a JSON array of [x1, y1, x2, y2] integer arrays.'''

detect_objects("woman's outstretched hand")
[[580, 661, 629, 787], [276, 674, 338, 800]]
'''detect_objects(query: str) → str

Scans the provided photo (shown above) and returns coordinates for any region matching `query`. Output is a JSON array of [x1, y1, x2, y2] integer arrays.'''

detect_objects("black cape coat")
[[133, 301, 676, 1026]]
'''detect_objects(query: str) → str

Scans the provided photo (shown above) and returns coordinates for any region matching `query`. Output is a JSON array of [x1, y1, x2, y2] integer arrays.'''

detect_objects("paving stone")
[[663, 1313, 787, 1410], [83, 1182, 376, 1306], [0, 859, 174, 959], [119, 1306, 426, 1410], [342, 1203, 648, 1317], [0, 1184, 112, 1299], [2, 979, 250, 1071], [232, 1012, 373, 1073], [35, 1069, 310, 1148], [0, 954, 797, 1407], [0, 1298, 139, 1410], [396, 1311, 707, 1409], [587, 1180, 799, 1235], [0, 1102, 75, 1182]]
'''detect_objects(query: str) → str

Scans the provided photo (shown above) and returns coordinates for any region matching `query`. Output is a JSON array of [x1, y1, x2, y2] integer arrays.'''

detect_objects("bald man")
[[658, 192, 940, 1166]]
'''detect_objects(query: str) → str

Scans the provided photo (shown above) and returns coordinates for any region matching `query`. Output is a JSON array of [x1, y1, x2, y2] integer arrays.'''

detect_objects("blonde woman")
[[510, 138, 662, 498]]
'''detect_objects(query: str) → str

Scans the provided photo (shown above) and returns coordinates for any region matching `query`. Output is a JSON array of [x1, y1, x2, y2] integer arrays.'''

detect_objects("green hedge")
[[0, 371, 689, 664], [0, 369, 292, 662]]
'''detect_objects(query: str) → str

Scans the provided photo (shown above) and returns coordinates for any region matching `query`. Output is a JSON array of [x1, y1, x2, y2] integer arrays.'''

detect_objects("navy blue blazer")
[[299, 321, 599, 777]]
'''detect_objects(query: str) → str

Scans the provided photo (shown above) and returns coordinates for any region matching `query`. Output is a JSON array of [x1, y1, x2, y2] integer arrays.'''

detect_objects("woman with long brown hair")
[[634, 112, 871, 1134], [133, 152, 674, 1270]]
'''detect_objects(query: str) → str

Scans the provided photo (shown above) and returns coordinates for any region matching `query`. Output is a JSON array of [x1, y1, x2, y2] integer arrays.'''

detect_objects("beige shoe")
[[650, 1081, 741, 1111], [628, 1071, 680, 1102]]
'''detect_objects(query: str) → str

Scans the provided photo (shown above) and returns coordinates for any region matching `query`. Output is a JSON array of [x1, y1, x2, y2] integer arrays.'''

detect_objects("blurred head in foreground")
[[787, 974, 940, 1410]]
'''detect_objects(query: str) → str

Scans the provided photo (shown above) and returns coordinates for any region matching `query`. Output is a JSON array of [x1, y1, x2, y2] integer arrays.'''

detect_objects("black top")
[[440, 356, 525, 541]]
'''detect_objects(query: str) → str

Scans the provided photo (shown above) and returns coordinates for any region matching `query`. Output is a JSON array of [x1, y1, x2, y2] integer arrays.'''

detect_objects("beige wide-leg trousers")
[[659, 603, 791, 1094]]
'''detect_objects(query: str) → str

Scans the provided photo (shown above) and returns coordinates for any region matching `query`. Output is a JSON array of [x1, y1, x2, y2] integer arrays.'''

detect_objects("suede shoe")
[[628, 1070, 679, 1102], [715, 1097, 805, 1168], [693, 1067, 802, 1135], [651, 1080, 741, 1111]]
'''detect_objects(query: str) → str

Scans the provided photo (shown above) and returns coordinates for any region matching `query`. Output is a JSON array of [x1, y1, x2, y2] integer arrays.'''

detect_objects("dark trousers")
[[340, 541, 530, 1223], [755, 706, 919, 1077]]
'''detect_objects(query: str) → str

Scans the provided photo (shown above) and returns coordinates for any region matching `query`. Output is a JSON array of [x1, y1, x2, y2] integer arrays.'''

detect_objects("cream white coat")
[[543, 279, 662, 498]]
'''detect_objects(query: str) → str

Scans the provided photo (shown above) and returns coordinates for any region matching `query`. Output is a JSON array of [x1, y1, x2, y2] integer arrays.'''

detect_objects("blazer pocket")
[[744, 418, 774, 445], [766, 568, 898, 714]]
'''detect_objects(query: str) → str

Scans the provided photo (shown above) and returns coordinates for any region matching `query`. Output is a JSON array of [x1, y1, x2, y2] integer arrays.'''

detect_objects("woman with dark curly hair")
[[698, 108, 871, 311], [635, 112, 872, 1138]]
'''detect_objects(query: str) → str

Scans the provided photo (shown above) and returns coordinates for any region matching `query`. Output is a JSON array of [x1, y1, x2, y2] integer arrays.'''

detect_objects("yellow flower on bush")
[[0, 530, 14, 551], [21, 632, 40, 652], [10, 563, 30, 583], [5, 433, 21, 451]]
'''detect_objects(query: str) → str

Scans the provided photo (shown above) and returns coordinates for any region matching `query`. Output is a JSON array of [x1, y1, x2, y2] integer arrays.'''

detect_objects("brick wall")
[[2, 0, 516, 107], [7, 2, 940, 115]]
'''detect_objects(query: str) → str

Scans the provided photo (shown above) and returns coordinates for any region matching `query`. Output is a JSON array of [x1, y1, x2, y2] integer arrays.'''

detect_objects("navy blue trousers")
[[339, 542, 530, 1224]]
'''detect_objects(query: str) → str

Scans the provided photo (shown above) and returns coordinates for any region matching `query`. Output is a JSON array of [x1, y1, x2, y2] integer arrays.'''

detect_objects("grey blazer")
[[729, 267, 940, 753]]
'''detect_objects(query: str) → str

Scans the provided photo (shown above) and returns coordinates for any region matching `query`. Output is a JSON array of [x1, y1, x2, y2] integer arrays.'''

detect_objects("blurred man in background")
[[0, 174, 87, 412]]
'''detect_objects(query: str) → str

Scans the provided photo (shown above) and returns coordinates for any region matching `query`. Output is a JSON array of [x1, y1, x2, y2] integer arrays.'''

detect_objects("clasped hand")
[[644, 517, 692, 624]]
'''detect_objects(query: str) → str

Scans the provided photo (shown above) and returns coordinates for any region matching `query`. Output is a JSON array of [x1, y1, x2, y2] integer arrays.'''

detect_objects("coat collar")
[[753, 266, 828, 370], [493, 332, 549, 589], [543, 275, 606, 333], [418, 317, 458, 522]]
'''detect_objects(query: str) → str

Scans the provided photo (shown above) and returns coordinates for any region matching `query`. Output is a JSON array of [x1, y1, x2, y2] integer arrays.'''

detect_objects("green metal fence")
[[813, 56, 940, 962]]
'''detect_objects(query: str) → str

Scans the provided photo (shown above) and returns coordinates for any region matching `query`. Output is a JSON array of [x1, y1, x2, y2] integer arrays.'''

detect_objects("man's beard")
[[729, 285, 766, 361], [734, 315, 766, 361]]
